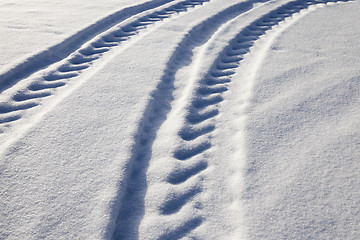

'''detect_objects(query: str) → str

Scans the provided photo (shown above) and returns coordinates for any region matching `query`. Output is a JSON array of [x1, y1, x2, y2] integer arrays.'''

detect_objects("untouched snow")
[[0, 0, 359, 239]]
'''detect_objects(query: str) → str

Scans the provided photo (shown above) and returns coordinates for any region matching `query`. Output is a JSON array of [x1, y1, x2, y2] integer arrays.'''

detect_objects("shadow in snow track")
[[157, 217, 203, 240], [158, 0, 353, 238], [112, 0, 274, 239]]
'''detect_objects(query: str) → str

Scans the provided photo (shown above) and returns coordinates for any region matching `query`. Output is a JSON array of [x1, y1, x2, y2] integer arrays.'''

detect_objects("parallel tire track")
[[0, 0, 211, 134], [157, 0, 351, 238], [0, 0, 350, 239], [0, 0, 177, 92]]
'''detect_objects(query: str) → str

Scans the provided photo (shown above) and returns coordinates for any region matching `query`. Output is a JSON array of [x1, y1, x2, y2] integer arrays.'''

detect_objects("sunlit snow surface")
[[0, 0, 359, 239]]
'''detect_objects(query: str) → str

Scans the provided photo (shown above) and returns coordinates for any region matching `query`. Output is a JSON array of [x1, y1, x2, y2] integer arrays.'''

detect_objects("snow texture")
[[0, 0, 359, 239]]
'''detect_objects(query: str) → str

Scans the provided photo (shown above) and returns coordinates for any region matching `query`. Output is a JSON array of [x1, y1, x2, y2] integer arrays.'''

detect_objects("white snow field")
[[0, 0, 359, 239]]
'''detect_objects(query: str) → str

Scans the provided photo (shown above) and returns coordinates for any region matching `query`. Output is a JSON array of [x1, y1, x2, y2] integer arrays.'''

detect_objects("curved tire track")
[[112, 0, 277, 239], [0, 0, 211, 136], [157, 0, 351, 238]]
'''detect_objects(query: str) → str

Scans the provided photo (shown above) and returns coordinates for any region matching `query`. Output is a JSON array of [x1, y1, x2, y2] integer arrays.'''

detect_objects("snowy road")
[[1, 0, 359, 239]]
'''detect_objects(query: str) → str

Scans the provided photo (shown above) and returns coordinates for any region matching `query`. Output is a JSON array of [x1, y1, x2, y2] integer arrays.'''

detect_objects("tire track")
[[0, 0, 177, 93], [0, 0, 210, 136], [157, 0, 351, 238], [112, 0, 276, 239]]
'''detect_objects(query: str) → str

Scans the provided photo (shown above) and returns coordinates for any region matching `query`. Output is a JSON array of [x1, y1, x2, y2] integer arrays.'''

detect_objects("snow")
[[243, 2, 360, 238], [0, 0, 359, 239]]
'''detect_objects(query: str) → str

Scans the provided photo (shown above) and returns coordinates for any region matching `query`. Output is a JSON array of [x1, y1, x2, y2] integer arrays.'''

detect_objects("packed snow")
[[0, 0, 359, 239]]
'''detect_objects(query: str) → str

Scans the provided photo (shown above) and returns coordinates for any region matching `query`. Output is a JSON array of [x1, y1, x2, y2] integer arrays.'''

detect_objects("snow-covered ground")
[[0, 0, 359, 239]]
